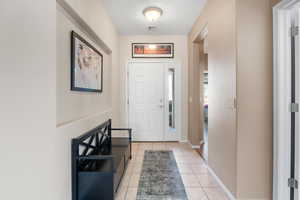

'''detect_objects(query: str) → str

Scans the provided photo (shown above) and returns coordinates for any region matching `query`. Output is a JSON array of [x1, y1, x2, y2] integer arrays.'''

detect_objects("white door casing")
[[273, 1, 300, 200], [293, 5, 300, 200]]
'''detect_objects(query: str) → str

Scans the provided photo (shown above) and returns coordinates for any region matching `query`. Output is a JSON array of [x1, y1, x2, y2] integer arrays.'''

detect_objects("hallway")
[[0, 0, 283, 199], [116, 142, 228, 200]]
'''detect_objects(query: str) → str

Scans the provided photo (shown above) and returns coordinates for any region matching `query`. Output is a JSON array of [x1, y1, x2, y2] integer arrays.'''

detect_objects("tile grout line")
[[118, 142, 228, 200]]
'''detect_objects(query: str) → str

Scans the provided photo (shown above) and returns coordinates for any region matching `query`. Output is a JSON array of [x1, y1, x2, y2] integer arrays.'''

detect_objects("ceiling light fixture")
[[143, 7, 163, 22]]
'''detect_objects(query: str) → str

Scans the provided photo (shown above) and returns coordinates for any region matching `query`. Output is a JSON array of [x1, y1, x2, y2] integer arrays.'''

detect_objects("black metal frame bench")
[[71, 119, 132, 200]]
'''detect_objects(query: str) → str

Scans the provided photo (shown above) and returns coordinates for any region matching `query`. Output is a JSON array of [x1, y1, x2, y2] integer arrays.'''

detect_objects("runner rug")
[[136, 151, 188, 200]]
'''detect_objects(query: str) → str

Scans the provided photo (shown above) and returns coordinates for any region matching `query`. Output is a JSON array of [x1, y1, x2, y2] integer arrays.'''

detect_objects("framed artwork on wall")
[[132, 43, 174, 58], [71, 31, 103, 93]]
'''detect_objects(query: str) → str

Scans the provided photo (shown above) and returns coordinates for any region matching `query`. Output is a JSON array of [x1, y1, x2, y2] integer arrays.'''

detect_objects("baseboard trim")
[[187, 141, 201, 149], [200, 140, 205, 146], [179, 139, 188, 143], [207, 166, 236, 200]]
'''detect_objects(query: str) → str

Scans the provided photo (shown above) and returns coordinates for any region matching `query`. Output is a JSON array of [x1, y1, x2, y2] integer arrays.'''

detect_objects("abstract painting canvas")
[[132, 43, 174, 58], [71, 31, 103, 93]]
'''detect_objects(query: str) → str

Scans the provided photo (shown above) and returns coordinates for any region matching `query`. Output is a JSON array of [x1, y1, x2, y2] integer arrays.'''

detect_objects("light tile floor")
[[115, 142, 229, 200]]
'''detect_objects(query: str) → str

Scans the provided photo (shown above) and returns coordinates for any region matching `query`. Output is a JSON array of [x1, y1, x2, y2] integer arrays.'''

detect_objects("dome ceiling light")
[[143, 7, 163, 22]]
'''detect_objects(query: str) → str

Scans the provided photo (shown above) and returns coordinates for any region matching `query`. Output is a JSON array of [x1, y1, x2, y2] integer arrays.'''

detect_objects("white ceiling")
[[102, 0, 206, 35]]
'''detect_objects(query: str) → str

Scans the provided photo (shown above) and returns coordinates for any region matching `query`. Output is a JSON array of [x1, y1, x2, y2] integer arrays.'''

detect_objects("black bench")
[[71, 119, 132, 200]]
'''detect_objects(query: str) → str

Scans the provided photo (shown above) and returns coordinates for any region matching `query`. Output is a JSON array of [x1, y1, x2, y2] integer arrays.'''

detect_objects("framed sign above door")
[[132, 43, 174, 58]]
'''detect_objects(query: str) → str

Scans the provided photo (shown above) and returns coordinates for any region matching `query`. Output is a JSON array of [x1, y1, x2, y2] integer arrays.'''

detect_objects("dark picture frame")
[[71, 31, 103, 93], [132, 43, 174, 58]]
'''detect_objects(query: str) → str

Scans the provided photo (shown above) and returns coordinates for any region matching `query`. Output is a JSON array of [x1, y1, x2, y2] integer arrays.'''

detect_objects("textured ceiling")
[[102, 0, 206, 35]]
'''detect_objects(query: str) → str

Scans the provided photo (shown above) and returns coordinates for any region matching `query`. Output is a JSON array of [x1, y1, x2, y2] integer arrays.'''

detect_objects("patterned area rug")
[[136, 151, 188, 200]]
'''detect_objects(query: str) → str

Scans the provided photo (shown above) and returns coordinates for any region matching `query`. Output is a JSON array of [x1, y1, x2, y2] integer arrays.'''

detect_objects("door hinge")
[[290, 103, 299, 113], [288, 178, 298, 189], [291, 26, 299, 37], [127, 99, 129, 105]]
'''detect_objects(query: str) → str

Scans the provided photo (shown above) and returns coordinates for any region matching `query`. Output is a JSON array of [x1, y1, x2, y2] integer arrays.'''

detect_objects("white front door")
[[128, 62, 165, 141]]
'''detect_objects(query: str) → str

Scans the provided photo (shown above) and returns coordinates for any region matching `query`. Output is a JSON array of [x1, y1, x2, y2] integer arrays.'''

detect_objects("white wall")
[[0, 0, 58, 200], [56, 6, 112, 126], [55, 0, 120, 199], [63, 0, 121, 126], [119, 35, 189, 141]]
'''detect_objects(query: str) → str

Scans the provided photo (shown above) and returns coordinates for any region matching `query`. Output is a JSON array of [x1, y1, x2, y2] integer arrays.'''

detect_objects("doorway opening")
[[201, 34, 209, 161], [189, 26, 208, 159], [197, 33, 209, 160], [127, 61, 181, 142]]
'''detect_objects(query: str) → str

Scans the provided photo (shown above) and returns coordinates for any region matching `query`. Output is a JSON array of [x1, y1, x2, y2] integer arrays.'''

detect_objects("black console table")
[[71, 119, 132, 200]]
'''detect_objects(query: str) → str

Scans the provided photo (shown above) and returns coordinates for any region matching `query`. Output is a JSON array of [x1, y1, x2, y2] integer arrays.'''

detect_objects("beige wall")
[[272, 0, 281, 6], [56, 0, 120, 199], [119, 35, 189, 141], [62, 0, 121, 126], [188, 43, 204, 145], [0, 1, 58, 200], [236, 0, 274, 198], [189, 0, 275, 199], [189, 0, 238, 195]]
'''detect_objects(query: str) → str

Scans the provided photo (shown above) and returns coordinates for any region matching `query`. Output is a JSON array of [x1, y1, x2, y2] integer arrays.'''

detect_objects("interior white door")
[[273, 3, 300, 200], [128, 62, 165, 141]]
